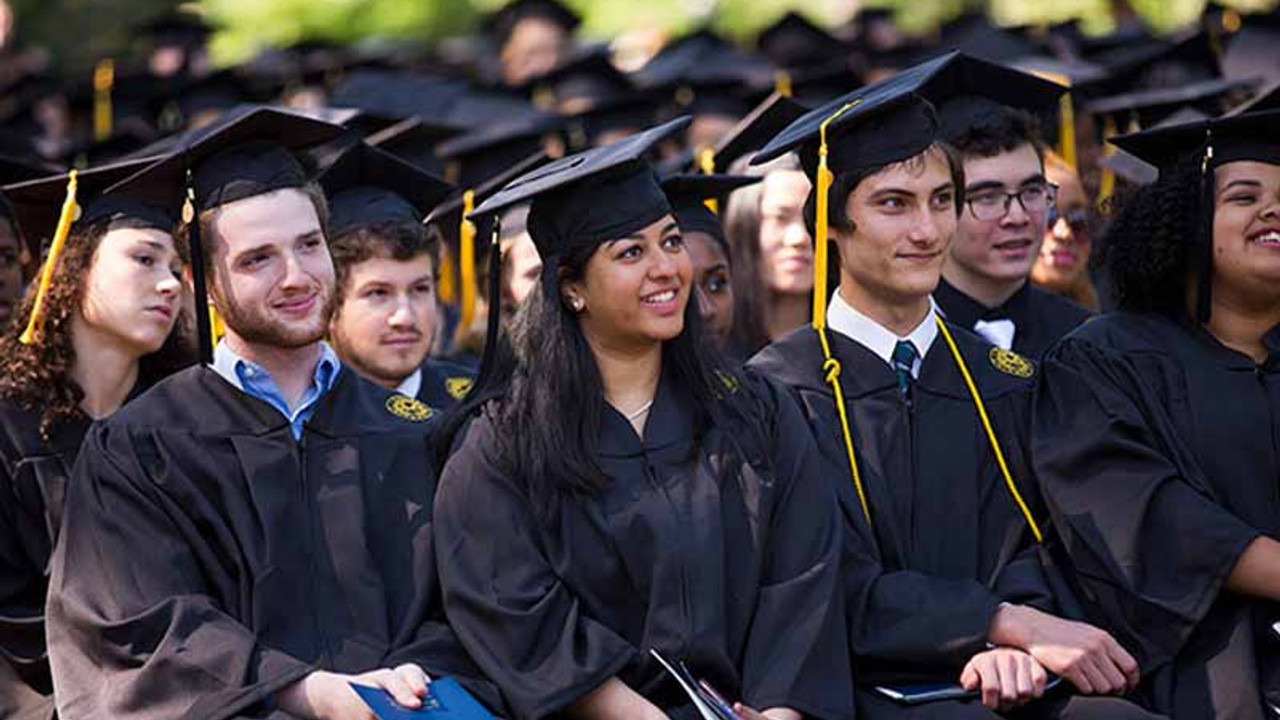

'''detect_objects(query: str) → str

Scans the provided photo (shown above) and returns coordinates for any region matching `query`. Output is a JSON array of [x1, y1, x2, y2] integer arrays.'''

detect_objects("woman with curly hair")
[[0, 162, 188, 720], [1033, 110, 1280, 720]]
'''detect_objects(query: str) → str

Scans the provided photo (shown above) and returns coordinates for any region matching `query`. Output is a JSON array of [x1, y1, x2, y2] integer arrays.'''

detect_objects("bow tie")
[[973, 318, 1016, 350]]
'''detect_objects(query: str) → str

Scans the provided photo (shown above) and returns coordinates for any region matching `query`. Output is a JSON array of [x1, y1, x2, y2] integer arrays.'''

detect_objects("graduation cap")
[[1109, 109, 1280, 321], [465, 117, 688, 389], [437, 110, 564, 189], [755, 11, 849, 70], [1226, 77, 1280, 115], [1098, 30, 1224, 94], [104, 106, 348, 364], [483, 0, 582, 45], [1085, 76, 1256, 129], [3, 156, 177, 345], [316, 142, 453, 238], [328, 70, 469, 123], [1221, 13, 1280, 83], [522, 47, 634, 114], [135, 7, 214, 49], [660, 173, 760, 253], [426, 151, 552, 347], [705, 92, 809, 173], [905, 52, 1067, 146], [366, 116, 462, 175], [935, 14, 1047, 64]]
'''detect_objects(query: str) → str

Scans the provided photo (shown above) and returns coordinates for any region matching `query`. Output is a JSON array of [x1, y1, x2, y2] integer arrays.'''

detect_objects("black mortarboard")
[[1085, 76, 1255, 129], [471, 116, 688, 266], [753, 52, 949, 173], [4, 156, 178, 345], [910, 52, 1068, 144], [4, 156, 175, 258], [328, 70, 469, 123], [563, 92, 662, 149], [660, 173, 760, 253], [1221, 14, 1280, 83], [709, 92, 809, 171], [936, 14, 1047, 64], [106, 106, 347, 363], [437, 110, 563, 189], [317, 142, 453, 237], [1227, 77, 1280, 115], [135, 8, 214, 48], [523, 48, 635, 114], [149, 68, 258, 133], [366, 116, 462, 175], [1097, 30, 1223, 93], [484, 0, 582, 44], [1099, 107, 1210, 186], [1109, 109, 1280, 321], [756, 11, 848, 70]]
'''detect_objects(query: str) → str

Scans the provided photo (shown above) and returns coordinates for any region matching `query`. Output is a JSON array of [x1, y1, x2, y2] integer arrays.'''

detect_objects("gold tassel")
[[774, 69, 793, 98], [1097, 115, 1118, 206], [698, 147, 718, 213], [457, 189, 478, 340], [20, 170, 79, 345], [93, 59, 114, 143], [1058, 93, 1077, 171]]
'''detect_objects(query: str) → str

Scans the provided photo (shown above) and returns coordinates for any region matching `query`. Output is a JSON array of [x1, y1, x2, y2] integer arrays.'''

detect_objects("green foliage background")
[[9, 0, 1278, 73]]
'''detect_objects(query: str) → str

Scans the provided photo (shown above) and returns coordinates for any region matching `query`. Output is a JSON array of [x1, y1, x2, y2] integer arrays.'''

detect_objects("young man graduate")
[[319, 141, 475, 410], [43, 108, 496, 720], [926, 55, 1094, 358], [747, 56, 1163, 719]]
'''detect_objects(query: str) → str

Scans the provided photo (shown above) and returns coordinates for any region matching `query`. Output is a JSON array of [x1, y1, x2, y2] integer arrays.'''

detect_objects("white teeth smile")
[[1256, 231, 1280, 244], [643, 289, 677, 304]]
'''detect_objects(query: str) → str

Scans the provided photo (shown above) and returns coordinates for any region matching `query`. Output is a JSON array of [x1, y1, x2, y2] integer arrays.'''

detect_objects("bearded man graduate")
[[44, 108, 495, 720]]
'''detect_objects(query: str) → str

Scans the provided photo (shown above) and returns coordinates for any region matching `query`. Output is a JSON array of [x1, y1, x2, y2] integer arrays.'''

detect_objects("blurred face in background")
[[501, 17, 568, 86], [0, 217, 23, 328], [684, 230, 734, 347], [1032, 162, 1095, 295], [758, 169, 813, 297]]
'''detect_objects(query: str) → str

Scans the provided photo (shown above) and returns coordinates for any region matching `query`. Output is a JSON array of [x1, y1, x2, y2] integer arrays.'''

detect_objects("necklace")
[[624, 399, 654, 421]]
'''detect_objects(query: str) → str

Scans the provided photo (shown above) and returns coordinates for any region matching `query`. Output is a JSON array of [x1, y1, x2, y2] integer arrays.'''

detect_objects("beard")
[[216, 286, 335, 350]]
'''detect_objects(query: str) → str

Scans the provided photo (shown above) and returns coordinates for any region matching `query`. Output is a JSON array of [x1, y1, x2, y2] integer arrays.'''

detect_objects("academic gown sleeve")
[[738, 379, 853, 720], [434, 416, 638, 720], [1032, 337, 1261, 671], [46, 426, 314, 720]]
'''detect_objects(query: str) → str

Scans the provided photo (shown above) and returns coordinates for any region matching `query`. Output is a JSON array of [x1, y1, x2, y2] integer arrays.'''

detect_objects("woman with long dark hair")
[[435, 118, 851, 720], [0, 162, 188, 719], [1033, 110, 1280, 719]]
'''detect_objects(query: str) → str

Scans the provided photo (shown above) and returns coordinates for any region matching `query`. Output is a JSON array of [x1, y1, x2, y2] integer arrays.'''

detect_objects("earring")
[[570, 297, 585, 312]]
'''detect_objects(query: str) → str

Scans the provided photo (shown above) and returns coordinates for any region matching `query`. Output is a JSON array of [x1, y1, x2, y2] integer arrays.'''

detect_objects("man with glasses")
[[931, 79, 1094, 359]]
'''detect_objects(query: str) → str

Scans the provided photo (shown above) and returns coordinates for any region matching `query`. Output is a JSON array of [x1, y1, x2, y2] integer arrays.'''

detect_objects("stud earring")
[[570, 297, 585, 312]]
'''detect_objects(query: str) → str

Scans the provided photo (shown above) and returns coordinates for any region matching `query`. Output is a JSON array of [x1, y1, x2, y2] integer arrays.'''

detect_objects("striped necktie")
[[892, 340, 919, 402]]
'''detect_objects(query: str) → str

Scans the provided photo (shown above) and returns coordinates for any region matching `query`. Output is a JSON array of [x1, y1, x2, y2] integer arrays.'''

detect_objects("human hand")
[[277, 664, 432, 720], [990, 604, 1139, 695], [960, 647, 1048, 712]]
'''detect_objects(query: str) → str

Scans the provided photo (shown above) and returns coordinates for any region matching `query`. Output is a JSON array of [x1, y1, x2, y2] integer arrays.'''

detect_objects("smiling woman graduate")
[[434, 117, 852, 720], [1033, 109, 1280, 720]]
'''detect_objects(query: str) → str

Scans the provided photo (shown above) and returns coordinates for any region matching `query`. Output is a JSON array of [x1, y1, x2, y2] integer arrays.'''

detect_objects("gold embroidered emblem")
[[989, 347, 1035, 379], [445, 377, 474, 400], [386, 394, 433, 421], [715, 370, 741, 396]]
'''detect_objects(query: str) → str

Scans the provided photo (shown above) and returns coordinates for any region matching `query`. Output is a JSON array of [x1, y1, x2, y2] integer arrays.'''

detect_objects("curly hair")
[[0, 219, 193, 439], [1095, 152, 1206, 321], [329, 219, 440, 306]]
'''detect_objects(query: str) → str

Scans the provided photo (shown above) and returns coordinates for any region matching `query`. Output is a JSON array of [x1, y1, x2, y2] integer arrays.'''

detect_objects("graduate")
[[1030, 153, 1100, 312], [44, 107, 496, 720], [0, 195, 26, 330], [436, 117, 852, 720], [659, 173, 759, 351], [924, 55, 1094, 358], [319, 141, 476, 410], [748, 59, 1161, 719], [0, 159, 189, 720], [1033, 109, 1280, 720]]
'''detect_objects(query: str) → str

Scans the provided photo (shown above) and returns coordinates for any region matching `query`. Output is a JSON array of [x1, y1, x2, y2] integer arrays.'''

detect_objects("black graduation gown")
[[934, 279, 1093, 358], [434, 369, 853, 720], [0, 402, 90, 720], [1033, 312, 1280, 720], [45, 366, 495, 720], [750, 324, 1057, 689], [415, 358, 475, 411]]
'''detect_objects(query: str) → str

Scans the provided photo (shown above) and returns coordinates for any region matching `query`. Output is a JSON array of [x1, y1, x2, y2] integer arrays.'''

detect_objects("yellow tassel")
[[93, 59, 114, 143], [209, 302, 225, 345], [1097, 115, 1118, 206], [438, 253, 457, 304], [456, 189, 478, 341], [1058, 93, 1077, 171], [774, 70, 793, 98], [935, 317, 1044, 543], [698, 147, 718, 213], [811, 99, 870, 528], [20, 170, 79, 345]]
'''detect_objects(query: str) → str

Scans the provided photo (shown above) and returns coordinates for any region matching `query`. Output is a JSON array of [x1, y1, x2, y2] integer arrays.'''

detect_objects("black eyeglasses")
[[966, 183, 1058, 222], [1047, 206, 1095, 236]]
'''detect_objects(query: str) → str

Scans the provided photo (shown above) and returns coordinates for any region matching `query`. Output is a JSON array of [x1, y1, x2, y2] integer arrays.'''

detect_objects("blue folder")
[[351, 677, 495, 720]]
